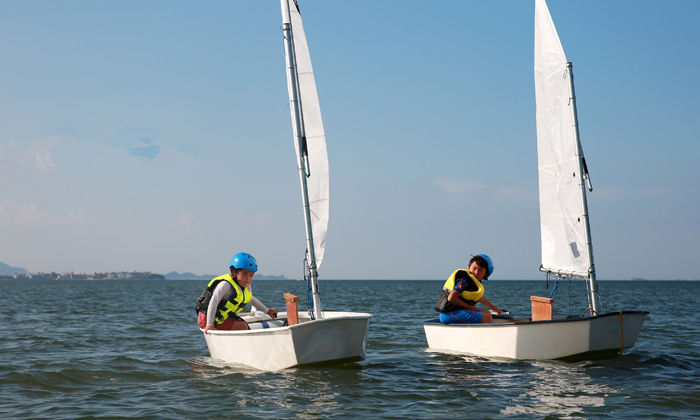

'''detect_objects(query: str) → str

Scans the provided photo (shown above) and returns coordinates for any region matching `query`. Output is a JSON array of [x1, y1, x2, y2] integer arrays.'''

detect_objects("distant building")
[[12, 270, 162, 280]]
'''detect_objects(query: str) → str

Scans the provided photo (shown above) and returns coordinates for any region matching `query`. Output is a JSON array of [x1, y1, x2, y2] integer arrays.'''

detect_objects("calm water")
[[1, 279, 699, 419]]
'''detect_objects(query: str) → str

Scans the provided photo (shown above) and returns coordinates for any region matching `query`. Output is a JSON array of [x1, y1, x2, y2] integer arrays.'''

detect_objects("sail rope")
[[545, 273, 580, 317], [545, 272, 564, 300], [548, 278, 560, 299]]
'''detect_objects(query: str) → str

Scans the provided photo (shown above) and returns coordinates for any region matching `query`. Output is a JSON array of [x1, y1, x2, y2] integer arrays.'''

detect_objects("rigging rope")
[[545, 272, 601, 317], [545, 272, 562, 300], [548, 279, 560, 299]]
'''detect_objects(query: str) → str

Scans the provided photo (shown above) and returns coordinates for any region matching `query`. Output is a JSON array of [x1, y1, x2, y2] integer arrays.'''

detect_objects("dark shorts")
[[439, 309, 484, 324], [197, 312, 246, 329]]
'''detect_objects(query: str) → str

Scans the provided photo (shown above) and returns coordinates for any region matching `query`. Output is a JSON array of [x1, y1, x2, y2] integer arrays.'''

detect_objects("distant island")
[[629, 278, 700, 281], [0, 261, 287, 281], [9, 270, 165, 280], [0, 261, 26, 276], [164, 271, 289, 280]]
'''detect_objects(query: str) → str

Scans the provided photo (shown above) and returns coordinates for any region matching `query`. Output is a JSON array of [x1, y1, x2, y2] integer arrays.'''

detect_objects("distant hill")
[[0, 263, 287, 280], [164, 271, 288, 280], [164, 271, 213, 280], [0, 261, 27, 276], [255, 274, 289, 280]]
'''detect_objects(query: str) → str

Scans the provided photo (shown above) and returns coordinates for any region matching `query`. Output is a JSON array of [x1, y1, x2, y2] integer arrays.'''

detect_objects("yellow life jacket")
[[194, 273, 252, 325], [442, 269, 484, 305]]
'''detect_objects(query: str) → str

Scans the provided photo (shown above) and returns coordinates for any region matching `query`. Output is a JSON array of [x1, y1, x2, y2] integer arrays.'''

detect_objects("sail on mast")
[[283, 0, 329, 269], [534, 0, 592, 279], [281, 0, 328, 318]]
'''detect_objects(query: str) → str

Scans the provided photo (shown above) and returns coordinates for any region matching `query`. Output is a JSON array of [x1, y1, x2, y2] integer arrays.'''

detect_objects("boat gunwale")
[[423, 310, 648, 328], [202, 311, 372, 336]]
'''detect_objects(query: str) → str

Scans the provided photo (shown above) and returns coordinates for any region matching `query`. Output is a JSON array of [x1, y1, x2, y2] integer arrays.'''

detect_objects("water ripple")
[[1, 279, 700, 419]]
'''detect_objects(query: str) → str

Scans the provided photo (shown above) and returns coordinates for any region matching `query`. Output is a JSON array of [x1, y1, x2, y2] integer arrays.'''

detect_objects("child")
[[435, 254, 501, 323], [194, 252, 277, 333]]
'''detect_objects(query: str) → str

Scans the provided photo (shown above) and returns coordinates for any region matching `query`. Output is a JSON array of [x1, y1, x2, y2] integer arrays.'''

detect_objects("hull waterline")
[[424, 311, 647, 360]]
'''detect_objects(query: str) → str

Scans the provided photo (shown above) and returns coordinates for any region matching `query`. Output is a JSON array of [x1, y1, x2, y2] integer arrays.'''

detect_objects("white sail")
[[534, 0, 590, 277], [283, 0, 329, 268]]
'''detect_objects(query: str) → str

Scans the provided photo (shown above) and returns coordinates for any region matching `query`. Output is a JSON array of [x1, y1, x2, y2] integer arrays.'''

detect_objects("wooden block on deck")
[[284, 293, 299, 326], [531, 296, 554, 321]]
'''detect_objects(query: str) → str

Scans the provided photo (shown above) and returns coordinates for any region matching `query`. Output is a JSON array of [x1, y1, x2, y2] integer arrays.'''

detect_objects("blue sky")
[[0, 0, 698, 280]]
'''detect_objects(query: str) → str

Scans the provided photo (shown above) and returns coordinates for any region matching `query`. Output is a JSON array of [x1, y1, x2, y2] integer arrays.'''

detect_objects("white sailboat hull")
[[202, 311, 372, 371], [424, 311, 647, 360]]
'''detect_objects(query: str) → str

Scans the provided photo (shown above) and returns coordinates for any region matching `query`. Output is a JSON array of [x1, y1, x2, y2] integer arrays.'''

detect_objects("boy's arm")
[[478, 296, 501, 314], [207, 282, 230, 326], [447, 290, 479, 311], [249, 296, 268, 313], [250, 296, 277, 318]]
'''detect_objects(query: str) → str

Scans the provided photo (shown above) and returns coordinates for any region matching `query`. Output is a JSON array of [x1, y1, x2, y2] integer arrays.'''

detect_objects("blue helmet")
[[230, 252, 258, 272], [475, 254, 494, 279]]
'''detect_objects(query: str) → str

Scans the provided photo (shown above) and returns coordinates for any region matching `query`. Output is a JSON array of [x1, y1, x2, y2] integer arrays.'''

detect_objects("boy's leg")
[[216, 314, 249, 330], [439, 309, 483, 324], [197, 312, 207, 329]]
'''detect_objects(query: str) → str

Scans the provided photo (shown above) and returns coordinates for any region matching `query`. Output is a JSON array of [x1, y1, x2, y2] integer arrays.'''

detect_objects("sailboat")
[[423, 0, 647, 360], [200, 0, 371, 371]]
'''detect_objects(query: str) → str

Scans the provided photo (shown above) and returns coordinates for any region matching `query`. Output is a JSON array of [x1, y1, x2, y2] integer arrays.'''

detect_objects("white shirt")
[[206, 281, 269, 326]]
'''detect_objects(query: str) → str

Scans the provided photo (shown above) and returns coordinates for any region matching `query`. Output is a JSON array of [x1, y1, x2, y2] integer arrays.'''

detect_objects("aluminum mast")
[[281, 0, 324, 319], [566, 62, 600, 315]]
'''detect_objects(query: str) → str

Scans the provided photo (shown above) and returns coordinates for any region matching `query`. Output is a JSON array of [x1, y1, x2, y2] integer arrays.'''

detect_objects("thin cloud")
[[436, 179, 489, 195], [592, 186, 674, 202], [494, 185, 538, 204], [641, 187, 673, 198], [0, 139, 19, 166], [254, 211, 274, 224], [0, 201, 91, 228], [1, 137, 62, 171], [26, 141, 56, 170], [176, 209, 195, 228], [108, 128, 161, 160], [436, 179, 537, 205]]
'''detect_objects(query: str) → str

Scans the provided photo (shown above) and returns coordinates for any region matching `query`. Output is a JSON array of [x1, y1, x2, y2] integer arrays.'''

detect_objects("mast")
[[281, 0, 324, 319], [566, 62, 600, 315]]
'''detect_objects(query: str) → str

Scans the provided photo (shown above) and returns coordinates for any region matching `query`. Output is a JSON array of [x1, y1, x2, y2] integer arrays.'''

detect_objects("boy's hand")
[[267, 308, 278, 319]]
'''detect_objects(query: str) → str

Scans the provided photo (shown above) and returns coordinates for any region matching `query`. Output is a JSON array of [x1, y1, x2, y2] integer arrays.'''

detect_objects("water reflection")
[[500, 361, 614, 419], [237, 368, 363, 416], [187, 357, 262, 378], [187, 357, 365, 417], [428, 350, 615, 418]]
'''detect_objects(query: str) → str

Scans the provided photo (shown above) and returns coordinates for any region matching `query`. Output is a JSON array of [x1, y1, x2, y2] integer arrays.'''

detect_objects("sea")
[[1, 278, 698, 419]]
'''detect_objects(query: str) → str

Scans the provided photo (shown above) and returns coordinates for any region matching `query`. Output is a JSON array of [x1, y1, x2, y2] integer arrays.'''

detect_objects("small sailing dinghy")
[[200, 0, 371, 371], [423, 0, 647, 360]]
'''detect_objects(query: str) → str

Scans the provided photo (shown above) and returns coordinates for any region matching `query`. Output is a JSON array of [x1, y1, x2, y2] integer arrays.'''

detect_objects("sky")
[[0, 0, 698, 280]]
